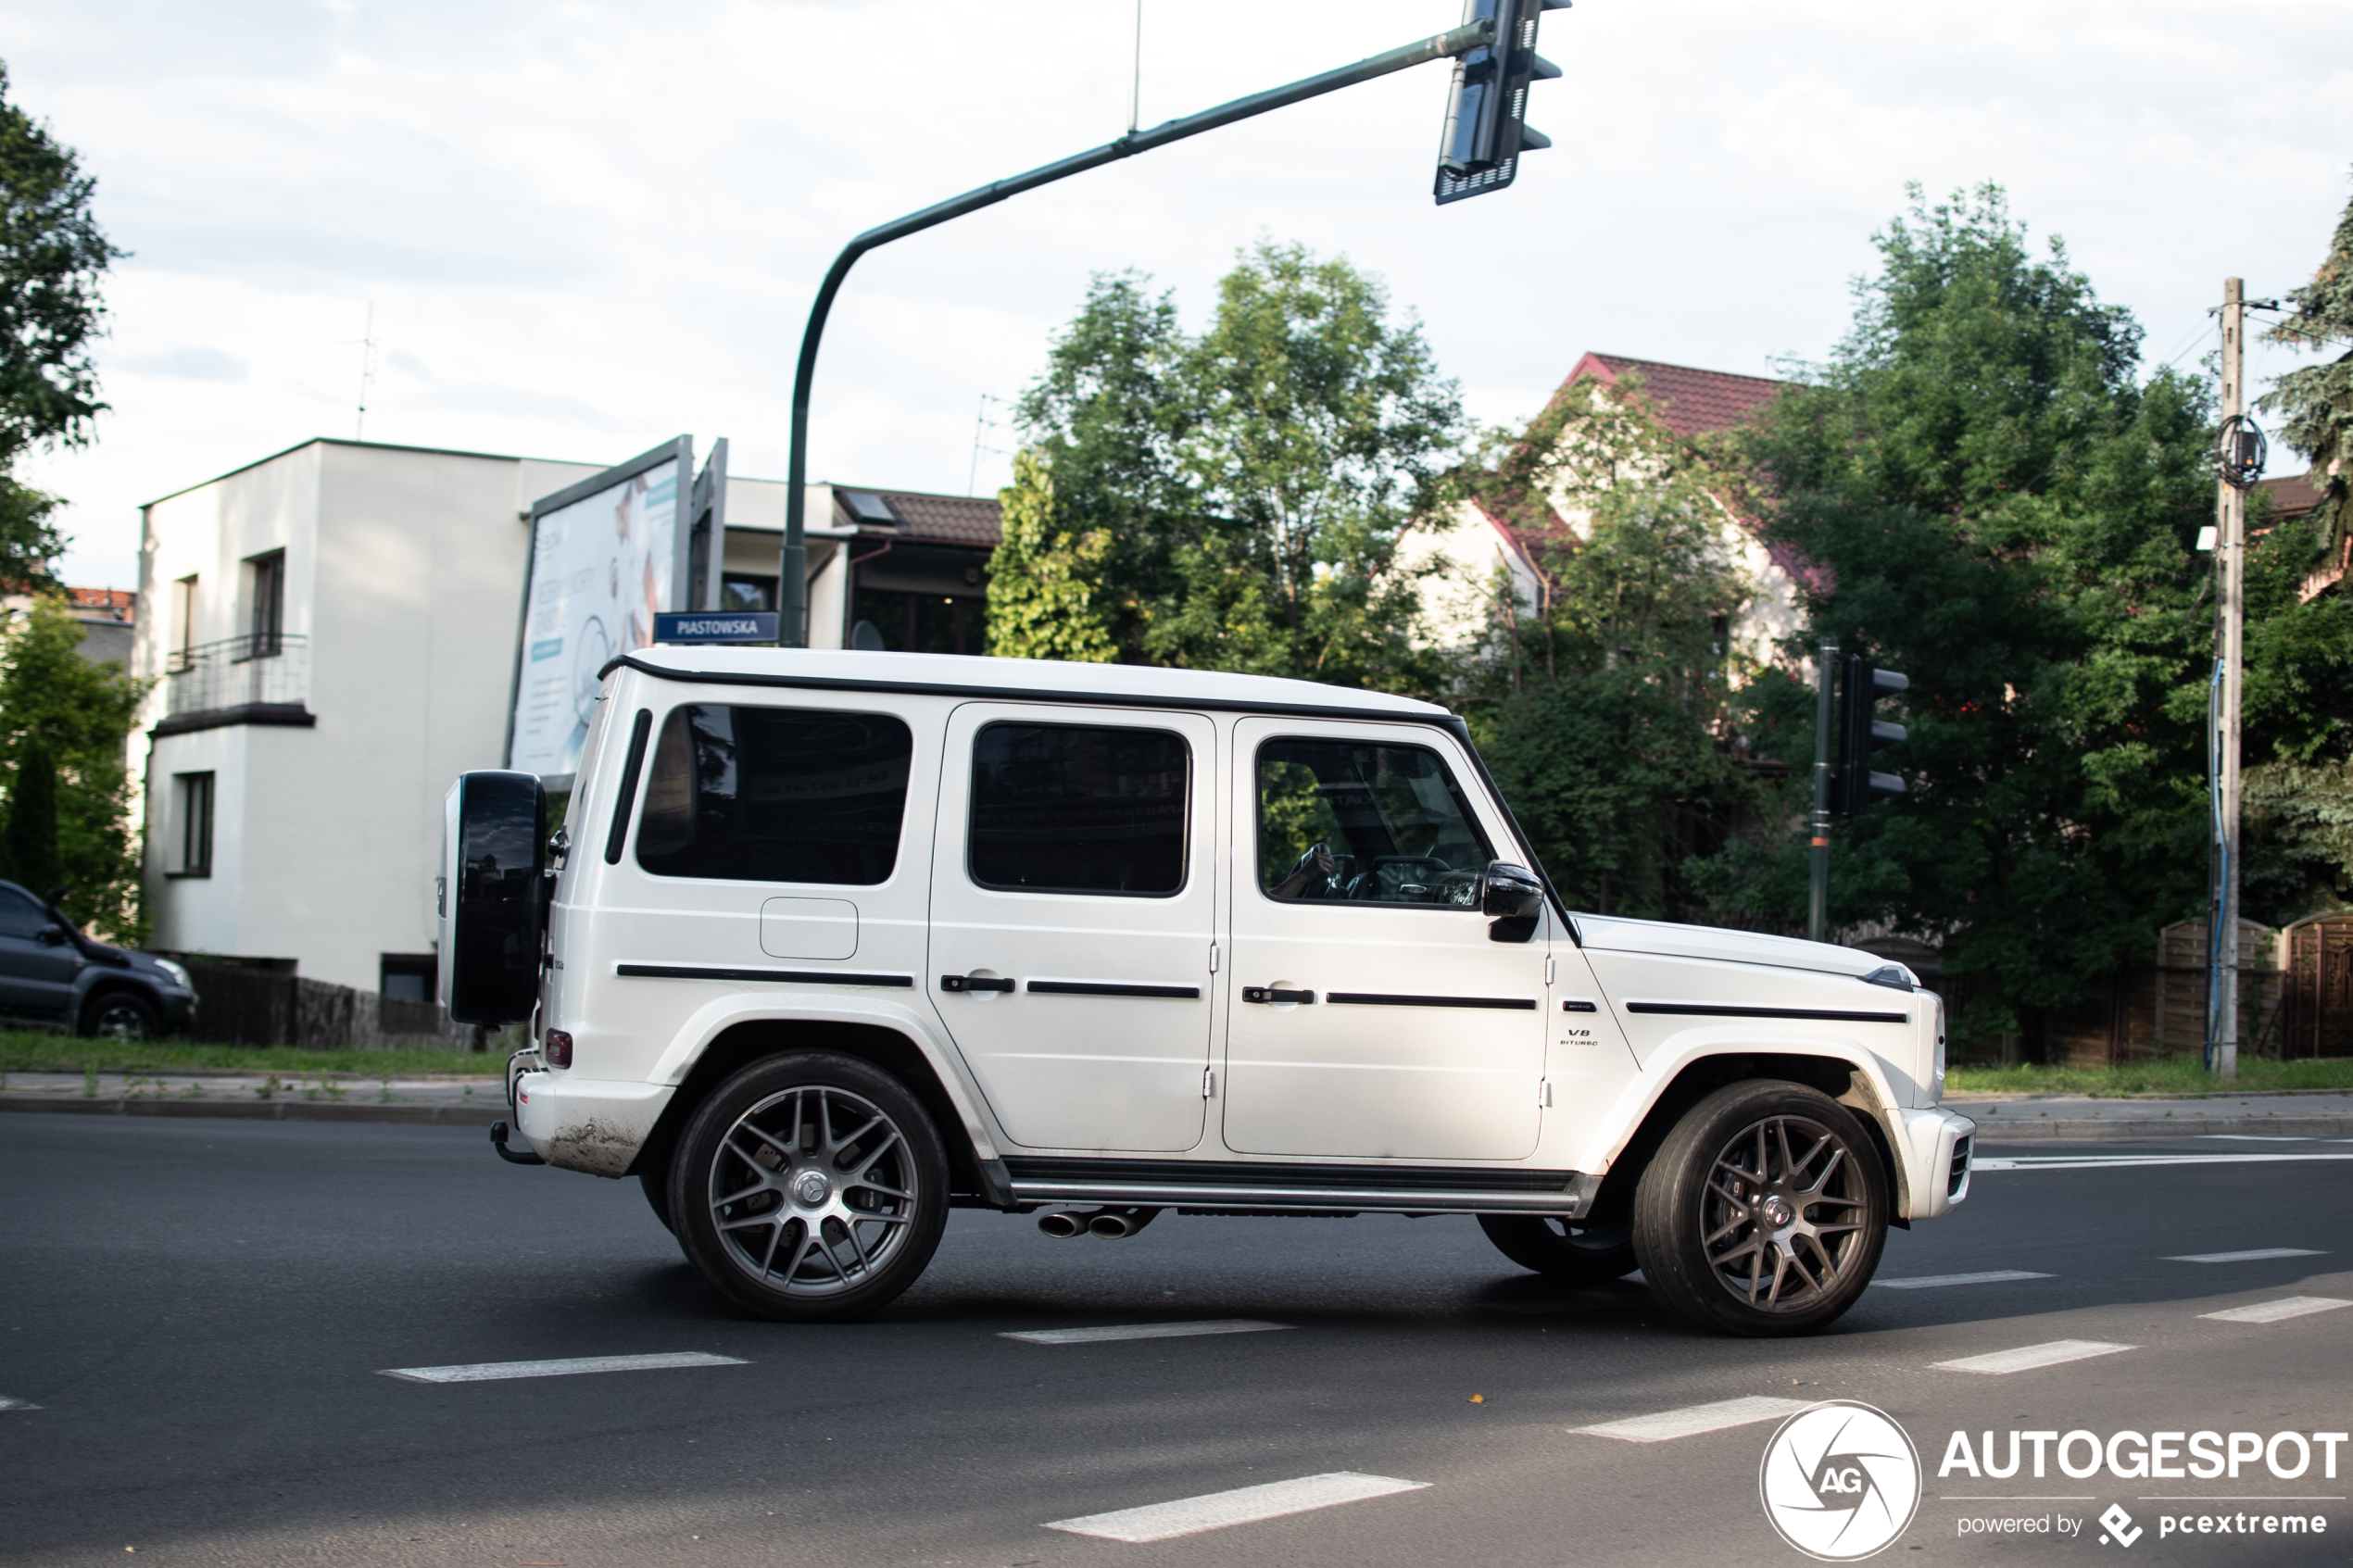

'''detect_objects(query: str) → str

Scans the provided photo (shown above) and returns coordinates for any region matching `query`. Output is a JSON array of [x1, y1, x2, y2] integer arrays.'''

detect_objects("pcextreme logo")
[[1759, 1401, 1923, 1562]]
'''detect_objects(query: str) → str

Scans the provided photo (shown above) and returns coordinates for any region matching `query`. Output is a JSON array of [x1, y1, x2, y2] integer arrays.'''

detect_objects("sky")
[[6, 0, 2349, 592]]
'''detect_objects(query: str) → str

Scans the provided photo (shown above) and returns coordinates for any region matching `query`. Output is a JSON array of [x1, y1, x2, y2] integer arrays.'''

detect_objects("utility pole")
[[1808, 635, 1837, 944], [2213, 278, 2246, 1081]]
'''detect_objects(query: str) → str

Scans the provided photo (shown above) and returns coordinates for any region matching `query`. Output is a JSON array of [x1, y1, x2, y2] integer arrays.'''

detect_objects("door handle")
[[939, 974, 1016, 993], [1241, 986, 1316, 1005]]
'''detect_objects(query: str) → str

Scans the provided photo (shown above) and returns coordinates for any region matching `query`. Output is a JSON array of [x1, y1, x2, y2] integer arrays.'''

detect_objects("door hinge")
[[1539, 1077, 1552, 1109], [1209, 944, 1220, 973], [1202, 1068, 1216, 1098], [1544, 953, 1556, 985]]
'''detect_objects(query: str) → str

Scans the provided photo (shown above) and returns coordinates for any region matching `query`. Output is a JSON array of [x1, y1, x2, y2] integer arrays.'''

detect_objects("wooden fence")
[[179, 960, 492, 1051]]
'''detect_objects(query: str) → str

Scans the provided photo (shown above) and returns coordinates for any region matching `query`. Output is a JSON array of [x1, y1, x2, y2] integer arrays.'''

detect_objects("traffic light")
[[1433, 0, 1567, 206], [1835, 654, 1908, 816]]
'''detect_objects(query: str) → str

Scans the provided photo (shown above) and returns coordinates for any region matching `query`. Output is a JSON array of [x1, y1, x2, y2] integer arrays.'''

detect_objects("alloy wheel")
[[1698, 1113, 1870, 1312], [707, 1085, 923, 1298]]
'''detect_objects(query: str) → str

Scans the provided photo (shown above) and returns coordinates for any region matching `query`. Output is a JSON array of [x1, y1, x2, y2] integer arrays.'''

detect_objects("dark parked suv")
[[0, 881, 197, 1037]]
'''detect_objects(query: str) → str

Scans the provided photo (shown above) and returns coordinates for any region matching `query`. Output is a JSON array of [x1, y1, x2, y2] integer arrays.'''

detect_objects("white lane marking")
[[379, 1351, 748, 1384], [2200, 1135, 2312, 1141], [1043, 1472, 1428, 1542], [0, 1396, 41, 1411], [2199, 1296, 2353, 1324], [1976, 1153, 2353, 1172], [1002, 1320, 1290, 1346], [1932, 1340, 2134, 1375], [1571, 1395, 1809, 1443], [1874, 1270, 2054, 1290], [2167, 1248, 2326, 1264]]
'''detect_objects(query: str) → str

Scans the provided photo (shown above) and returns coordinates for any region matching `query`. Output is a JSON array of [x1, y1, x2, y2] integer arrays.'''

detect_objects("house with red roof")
[[1410, 352, 1812, 678]]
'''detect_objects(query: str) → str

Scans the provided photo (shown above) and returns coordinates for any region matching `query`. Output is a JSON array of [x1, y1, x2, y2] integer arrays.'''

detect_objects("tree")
[[1453, 374, 1760, 918], [1705, 185, 2226, 1045], [0, 734, 57, 895], [983, 448, 1119, 663], [0, 597, 146, 939], [2259, 179, 2353, 550], [988, 241, 1463, 692], [0, 62, 121, 590]]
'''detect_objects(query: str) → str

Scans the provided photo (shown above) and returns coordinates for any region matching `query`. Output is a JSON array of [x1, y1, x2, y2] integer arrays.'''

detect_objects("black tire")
[[1631, 1080, 1888, 1337], [1477, 1214, 1638, 1282], [668, 1050, 948, 1323], [81, 989, 160, 1040], [640, 1169, 675, 1235]]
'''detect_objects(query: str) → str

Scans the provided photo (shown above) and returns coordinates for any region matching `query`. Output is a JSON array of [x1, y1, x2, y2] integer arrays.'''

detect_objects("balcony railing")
[[163, 633, 309, 720]]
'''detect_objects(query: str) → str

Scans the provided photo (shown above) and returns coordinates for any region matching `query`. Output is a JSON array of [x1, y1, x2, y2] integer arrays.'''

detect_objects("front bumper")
[[1897, 1106, 1975, 1220], [512, 1071, 674, 1178]]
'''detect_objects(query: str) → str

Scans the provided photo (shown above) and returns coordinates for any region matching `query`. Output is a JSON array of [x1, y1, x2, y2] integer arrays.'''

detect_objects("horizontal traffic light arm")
[[777, 16, 1501, 645]]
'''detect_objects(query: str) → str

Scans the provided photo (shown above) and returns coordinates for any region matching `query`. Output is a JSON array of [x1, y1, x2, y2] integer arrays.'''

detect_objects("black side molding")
[[1624, 1001, 1910, 1024], [1561, 999, 1599, 1012], [1028, 981, 1201, 999], [1327, 993, 1537, 1010], [618, 963, 914, 988]]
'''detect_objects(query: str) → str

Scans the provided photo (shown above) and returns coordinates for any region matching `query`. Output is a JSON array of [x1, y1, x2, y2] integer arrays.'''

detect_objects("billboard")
[[506, 437, 693, 781]]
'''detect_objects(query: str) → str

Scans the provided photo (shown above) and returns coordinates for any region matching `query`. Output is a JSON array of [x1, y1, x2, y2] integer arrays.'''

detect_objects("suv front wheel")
[[670, 1051, 949, 1323], [1631, 1081, 1887, 1336]]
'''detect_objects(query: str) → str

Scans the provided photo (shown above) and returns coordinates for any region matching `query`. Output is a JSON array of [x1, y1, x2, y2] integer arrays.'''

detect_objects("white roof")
[[621, 646, 1451, 718]]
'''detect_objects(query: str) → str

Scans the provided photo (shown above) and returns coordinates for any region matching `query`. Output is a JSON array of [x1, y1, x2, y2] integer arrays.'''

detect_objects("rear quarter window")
[[635, 705, 913, 884]]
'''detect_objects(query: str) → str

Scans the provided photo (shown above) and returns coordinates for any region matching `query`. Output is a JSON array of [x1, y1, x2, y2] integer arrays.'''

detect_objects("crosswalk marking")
[[1002, 1320, 1290, 1346], [2199, 1296, 2353, 1324], [1043, 1472, 1428, 1542], [2167, 1248, 2325, 1264], [1932, 1340, 2134, 1375], [1571, 1395, 1809, 1443], [1874, 1270, 2053, 1290], [379, 1351, 747, 1384]]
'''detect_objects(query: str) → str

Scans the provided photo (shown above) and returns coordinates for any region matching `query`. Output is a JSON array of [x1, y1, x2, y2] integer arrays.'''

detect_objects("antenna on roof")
[[348, 302, 380, 441], [968, 393, 1005, 496]]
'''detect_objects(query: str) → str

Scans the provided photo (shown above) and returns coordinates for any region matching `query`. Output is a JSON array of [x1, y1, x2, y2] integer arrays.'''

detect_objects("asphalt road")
[[3, 1117, 2349, 1567]]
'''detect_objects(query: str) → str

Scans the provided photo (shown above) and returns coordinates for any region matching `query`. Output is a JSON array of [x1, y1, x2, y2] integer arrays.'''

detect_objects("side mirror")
[[36, 924, 66, 947], [439, 771, 548, 1025], [1479, 861, 1543, 944]]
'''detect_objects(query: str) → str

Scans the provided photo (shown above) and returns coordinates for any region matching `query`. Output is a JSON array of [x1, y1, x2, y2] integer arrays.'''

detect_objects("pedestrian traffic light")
[[1835, 654, 1908, 816], [1433, 0, 1567, 206]]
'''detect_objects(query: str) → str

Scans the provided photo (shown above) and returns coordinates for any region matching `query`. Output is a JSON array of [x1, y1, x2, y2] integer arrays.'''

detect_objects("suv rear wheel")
[[1631, 1080, 1887, 1336], [670, 1051, 948, 1322]]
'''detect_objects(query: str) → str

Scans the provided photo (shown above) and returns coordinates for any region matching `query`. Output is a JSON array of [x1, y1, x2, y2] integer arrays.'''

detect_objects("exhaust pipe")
[[1037, 1209, 1097, 1238], [1088, 1207, 1161, 1240]]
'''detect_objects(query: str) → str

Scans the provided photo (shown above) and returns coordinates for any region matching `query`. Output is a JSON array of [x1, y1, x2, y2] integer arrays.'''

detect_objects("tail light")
[[544, 1028, 573, 1069]]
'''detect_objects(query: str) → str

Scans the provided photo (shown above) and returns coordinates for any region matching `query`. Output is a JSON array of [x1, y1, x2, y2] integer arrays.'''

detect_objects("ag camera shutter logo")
[[1759, 1401, 1922, 1560]]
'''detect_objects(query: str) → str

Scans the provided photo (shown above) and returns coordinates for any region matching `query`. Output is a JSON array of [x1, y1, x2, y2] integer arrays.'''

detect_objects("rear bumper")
[[1897, 1106, 1975, 1220], [513, 1073, 673, 1178]]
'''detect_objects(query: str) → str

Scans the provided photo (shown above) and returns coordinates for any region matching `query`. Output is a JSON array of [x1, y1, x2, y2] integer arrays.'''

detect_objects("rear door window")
[[967, 722, 1189, 896], [635, 705, 912, 884]]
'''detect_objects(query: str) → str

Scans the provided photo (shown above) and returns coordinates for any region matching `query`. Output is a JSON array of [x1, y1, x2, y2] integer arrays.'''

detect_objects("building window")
[[380, 953, 437, 1002], [168, 771, 215, 877], [170, 576, 198, 672], [967, 723, 1189, 897], [721, 573, 776, 613], [244, 550, 284, 657]]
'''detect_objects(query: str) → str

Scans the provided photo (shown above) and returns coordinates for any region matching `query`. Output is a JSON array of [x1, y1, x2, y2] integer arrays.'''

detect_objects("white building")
[[1412, 352, 1813, 675], [134, 436, 1000, 995]]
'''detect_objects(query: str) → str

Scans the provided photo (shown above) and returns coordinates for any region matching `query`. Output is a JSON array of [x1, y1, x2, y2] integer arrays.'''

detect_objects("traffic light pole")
[[2211, 278, 2247, 1081], [775, 16, 1499, 646], [1808, 635, 1837, 944]]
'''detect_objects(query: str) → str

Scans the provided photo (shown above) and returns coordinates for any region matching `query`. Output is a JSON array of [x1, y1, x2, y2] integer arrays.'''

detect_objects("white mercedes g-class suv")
[[444, 647, 1973, 1336]]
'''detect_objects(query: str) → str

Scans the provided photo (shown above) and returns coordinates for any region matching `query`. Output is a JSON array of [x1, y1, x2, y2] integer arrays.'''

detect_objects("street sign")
[[654, 611, 778, 645]]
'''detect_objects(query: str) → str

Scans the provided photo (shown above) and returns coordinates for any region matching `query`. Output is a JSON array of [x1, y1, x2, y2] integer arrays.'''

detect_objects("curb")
[[0, 1094, 504, 1126], [1969, 1113, 2353, 1142]]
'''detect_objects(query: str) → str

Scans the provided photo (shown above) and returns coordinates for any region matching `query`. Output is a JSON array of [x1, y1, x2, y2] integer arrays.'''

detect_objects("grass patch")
[[1948, 1056, 2353, 1097], [0, 1031, 505, 1078]]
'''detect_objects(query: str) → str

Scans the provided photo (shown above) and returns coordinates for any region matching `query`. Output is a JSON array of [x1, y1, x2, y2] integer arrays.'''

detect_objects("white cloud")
[[4, 0, 2347, 588]]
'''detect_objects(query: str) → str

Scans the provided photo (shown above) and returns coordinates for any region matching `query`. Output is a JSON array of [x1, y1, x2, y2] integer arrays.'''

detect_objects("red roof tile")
[[1567, 353, 1787, 441], [869, 489, 1001, 547], [67, 586, 134, 621]]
